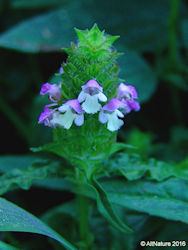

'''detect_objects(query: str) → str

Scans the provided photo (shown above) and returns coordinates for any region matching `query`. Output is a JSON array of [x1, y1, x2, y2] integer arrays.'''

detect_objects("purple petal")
[[128, 85, 138, 99], [38, 105, 54, 125], [102, 98, 126, 112], [40, 83, 61, 101], [123, 99, 140, 112], [59, 66, 64, 74], [40, 83, 52, 95], [82, 79, 102, 92], [117, 83, 138, 99], [66, 99, 84, 114]]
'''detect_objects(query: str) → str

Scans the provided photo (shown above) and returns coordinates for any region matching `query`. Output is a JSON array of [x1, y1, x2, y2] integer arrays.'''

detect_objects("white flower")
[[78, 79, 107, 114], [51, 99, 84, 129], [99, 98, 125, 132]]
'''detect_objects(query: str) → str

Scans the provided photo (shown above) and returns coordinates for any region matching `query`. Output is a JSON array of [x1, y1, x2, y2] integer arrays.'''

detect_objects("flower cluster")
[[38, 79, 140, 132]]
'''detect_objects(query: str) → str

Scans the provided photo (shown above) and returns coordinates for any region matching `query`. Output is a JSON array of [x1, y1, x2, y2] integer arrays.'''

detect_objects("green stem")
[[78, 194, 89, 249], [168, 0, 179, 67], [0, 96, 30, 143], [77, 169, 90, 250]]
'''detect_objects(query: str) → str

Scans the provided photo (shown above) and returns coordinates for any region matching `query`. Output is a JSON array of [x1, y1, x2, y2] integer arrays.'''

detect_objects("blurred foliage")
[[0, 0, 188, 249]]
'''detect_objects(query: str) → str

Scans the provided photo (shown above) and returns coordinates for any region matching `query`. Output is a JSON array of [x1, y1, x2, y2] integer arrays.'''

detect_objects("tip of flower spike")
[[74, 24, 119, 49]]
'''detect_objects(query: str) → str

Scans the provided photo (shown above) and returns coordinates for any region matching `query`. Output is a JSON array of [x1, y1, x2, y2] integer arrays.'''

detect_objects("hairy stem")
[[78, 194, 89, 249], [77, 169, 90, 249]]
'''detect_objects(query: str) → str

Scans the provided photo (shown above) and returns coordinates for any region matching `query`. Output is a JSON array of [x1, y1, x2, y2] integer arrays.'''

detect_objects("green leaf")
[[89, 176, 133, 234], [162, 73, 188, 91], [76, 177, 188, 224], [110, 142, 136, 155], [34, 177, 73, 191], [0, 241, 19, 250], [181, 19, 188, 50], [106, 152, 188, 181], [0, 154, 39, 173], [1, 0, 170, 53], [11, 0, 69, 9], [41, 200, 78, 246], [0, 157, 64, 195], [126, 129, 154, 159], [0, 4, 93, 53], [118, 49, 157, 103], [102, 178, 188, 224], [95, 0, 169, 51], [171, 126, 188, 143], [0, 198, 76, 250]]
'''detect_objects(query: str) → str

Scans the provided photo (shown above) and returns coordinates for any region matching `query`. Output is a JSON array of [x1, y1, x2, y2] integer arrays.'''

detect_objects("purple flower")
[[51, 99, 84, 129], [38, 104, 57, 127], [78, 79, 107, 114], [40, 83, 61, 102], [59, 66, 64, 74], [117, 83, 140, 113], [99, 98, 125, 132]]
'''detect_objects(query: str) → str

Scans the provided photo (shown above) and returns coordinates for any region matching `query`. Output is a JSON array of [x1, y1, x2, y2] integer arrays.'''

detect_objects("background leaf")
[[118, 49, 157, 103], [0, 241, 19, 250], [0, 4, 93, 53], [0, 198, 76, 250], [0, 155, 39, 173], [74, 177, 188, 225], [10, 0, 70, 9]]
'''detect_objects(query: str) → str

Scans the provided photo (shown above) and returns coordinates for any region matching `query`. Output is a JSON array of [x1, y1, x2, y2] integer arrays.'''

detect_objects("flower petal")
[[40, 83, 61, 101], [40, 83, 51, 95], [99, 110, 108, 124], [103, 98, 125, 112], [116, 109, 124, 118], [78, 91, 87, 103], [67, 99, 84, 114], [107, 112, 124, 132], [82, 79, 102, 92], [122, 99, 140, 112], [117, 83, 138, 99], [74, 114, 84, 126], [82, 94, 101, 114], [58, 103, 69, 113], [38, 105, 54, 125], [98, 92, 107, 102], [51, 108, 76, 129]]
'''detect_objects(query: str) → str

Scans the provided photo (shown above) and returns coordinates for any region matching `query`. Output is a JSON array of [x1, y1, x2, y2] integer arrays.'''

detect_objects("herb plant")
[[0, 0, 188, 249]]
